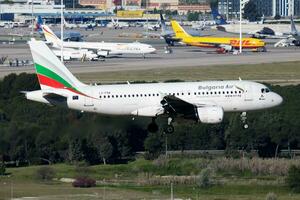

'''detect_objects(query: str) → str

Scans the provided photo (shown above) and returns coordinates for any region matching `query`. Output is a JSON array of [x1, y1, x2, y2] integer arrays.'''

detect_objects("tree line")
[[0, 73, 299, 166]]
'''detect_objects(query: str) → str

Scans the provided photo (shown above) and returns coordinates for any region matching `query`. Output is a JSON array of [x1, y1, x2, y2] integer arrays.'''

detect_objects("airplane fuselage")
[[182, 36, 265, 49], [56, 41, 156, 55], [27, 80, 283, 118]]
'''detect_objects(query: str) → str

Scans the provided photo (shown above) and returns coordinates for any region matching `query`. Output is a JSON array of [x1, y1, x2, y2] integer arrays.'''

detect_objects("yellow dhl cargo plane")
[[170, 20, 266, 52]]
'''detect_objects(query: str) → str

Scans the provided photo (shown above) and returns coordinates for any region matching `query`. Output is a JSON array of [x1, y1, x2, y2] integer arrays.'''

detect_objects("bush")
[[0, 162, 5, 175], [72, 177, 96, 188], [36, 166, 55, 181], [287, 165, 300, 192], [266, 192, 277, 200], [198, 168, 212, 188]]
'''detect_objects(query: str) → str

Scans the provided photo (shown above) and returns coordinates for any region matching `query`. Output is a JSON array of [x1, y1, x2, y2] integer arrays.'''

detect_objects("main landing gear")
[[147, 117, 175, 134], [147, 117, 159, 133], [240, 112, 248, 129]]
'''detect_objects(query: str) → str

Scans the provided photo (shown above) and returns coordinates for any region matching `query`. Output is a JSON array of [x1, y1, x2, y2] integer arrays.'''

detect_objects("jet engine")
[[293, 40, 300, 46], [196, 106, 224, 124], [97, 50, 109, 57]]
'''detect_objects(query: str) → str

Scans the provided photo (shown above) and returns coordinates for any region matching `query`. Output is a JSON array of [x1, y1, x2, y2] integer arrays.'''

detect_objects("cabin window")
[[72, 96, 79, 100], [120, 95, 123, 98], [104, 96, 106, 98], [116, 95, 118, 98], [108, 95, 110, 98], [112, 95, 114, 98], [188, 93, 190, 95], [157, 94, 159, 96], [177, 93, 179, 96], [99, 96, 102, 98]]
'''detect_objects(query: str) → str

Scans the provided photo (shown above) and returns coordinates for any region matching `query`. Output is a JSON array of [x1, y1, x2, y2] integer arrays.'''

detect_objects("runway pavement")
[[0, 26, 300, 79]]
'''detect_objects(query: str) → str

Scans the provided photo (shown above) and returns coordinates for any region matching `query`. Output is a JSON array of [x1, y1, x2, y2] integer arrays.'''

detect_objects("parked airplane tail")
[[28, 39, 85, 90], [291, 15, 298, 35], [35, 16, 43, 32], [160, 13, 167, 35], [211, 9, 227, 25], [171, 20, 192, 39], [42, 25, 61, 46]]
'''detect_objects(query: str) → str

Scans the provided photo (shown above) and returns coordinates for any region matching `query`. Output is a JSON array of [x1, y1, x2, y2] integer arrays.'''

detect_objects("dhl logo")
[[230, 39, 252, 46]]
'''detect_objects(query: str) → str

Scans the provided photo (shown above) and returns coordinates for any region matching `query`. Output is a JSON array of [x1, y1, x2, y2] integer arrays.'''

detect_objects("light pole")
[[239, 0, 242, 53], [31, 0, 34, 35], [61, 0, 64, 62]]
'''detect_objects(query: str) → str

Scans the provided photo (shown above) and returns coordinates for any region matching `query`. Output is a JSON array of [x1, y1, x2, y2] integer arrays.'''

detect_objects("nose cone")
[[148, 46, 156, 54], [271, 93, 283, 107]]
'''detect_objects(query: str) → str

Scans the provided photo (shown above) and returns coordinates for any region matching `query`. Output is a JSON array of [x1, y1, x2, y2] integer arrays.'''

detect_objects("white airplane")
[[107, 18, 129, 29], [24, 40, 283, 133], [274, 16, 300, 47], [144, 22, 160, 31], [64, 19, 77, 29], [51, 47, 98, 61], [41, 25, 156, 57]]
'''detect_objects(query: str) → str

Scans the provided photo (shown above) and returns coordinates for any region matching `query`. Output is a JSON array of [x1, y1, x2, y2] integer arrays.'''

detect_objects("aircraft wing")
[[161, 95, 216, 120]]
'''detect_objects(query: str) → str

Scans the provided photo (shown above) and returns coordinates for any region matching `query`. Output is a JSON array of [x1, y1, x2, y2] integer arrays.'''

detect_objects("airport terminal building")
[[218, 0, 300, 18]]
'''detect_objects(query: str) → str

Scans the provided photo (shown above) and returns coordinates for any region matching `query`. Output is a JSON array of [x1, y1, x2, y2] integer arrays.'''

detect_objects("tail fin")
[[41, 25, 61, 46], [291, 15, 298, 35], [28, 39, 85, 91], [170, 20, 191, 38], [160, 13, 167, 35], [211, 9, 227, 25], [35, 16, 43, 32]]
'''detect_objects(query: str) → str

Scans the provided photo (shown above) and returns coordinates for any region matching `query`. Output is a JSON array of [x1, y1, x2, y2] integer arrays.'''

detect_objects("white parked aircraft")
[[42, 25, 156, 57], [274, 16, 300, 47], [24, 40, 283, 133], [107, 18, 129, 29]]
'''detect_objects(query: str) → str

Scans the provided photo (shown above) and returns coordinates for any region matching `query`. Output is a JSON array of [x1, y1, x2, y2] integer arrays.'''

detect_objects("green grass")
[[2, 158, 300, 199], [75, 61, 300, 84]]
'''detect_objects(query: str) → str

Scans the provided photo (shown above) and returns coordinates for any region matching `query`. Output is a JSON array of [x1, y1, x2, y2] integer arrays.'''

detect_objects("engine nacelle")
[[293, 40, 300, 46], [196, 106, 224, 124], [220, 44, 233, 51], [97, 50, 109, 57]]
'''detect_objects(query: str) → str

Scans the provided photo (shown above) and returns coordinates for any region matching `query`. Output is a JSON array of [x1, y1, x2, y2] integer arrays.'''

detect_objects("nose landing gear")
[[240, 112, 248, 129]]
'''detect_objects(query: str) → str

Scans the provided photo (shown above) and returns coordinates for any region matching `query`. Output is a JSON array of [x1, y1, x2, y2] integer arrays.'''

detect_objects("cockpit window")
[[261, 88, 271, 93]]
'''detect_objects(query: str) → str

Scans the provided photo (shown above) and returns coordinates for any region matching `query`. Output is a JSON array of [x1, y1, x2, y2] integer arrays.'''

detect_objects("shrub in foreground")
[[36, 166, 55, 181], [72, 177, 96, 188], [287, 165, 300, 192], [198, 168, 213, 188], [265, 192, 277, 200], [0, 162, 5, 175]]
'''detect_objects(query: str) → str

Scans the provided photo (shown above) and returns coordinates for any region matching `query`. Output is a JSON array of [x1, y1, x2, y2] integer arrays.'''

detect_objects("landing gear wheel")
[[165, 125, 174, 134], [147, 122, 159, 133], [240, 112, 248, 129]]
